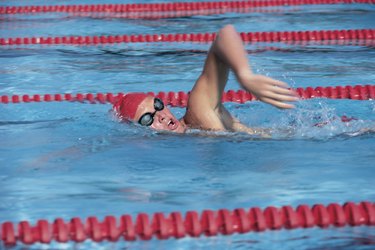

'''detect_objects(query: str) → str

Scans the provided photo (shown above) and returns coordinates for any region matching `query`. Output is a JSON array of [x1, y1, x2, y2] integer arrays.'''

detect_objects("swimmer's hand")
[[232, 119, 272, 138], [238, 72, 299, 109], [253, 128, 272, 138], [244, 127, 272, 138]]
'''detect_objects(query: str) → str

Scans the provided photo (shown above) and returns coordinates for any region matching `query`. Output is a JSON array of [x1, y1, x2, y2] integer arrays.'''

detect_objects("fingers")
[[265, 91, 299, 102], [260, 91, 298, 109], [261, 97, 295, 109], [248, 74, 299, 108], [271, 85, 298, 97], [258, 75, 298, 96], [267, 78, 290, 89]]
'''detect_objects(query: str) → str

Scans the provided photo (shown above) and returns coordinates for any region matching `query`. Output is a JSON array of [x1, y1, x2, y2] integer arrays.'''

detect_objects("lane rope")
[[1, 0, 374, 15], [1, 29, 374, 46], [1, 201, 374, 246], [1, 85, 374, 106]]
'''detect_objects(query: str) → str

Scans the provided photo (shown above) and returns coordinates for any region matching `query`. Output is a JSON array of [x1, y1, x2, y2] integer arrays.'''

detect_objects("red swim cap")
[[113, 93, 149, 120]]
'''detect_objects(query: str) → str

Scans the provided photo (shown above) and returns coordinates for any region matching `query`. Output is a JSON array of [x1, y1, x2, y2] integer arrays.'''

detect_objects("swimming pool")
[[0, 0, 374, 249]]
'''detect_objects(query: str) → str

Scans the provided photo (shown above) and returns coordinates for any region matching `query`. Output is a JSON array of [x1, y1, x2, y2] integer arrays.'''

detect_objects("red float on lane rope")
[[0, 201, 373, 246], [0, 29, 374, 46], [0, 85, 374, 106], [1, 0, 374, 15]]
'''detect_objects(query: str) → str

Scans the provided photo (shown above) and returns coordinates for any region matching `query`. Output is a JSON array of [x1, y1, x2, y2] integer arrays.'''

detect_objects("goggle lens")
[[138, 98, 164, 126]]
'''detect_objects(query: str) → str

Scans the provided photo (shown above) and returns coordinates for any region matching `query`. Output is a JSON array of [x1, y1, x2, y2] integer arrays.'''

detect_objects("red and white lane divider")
[[1, 29, 374, 46], [1, 0, 374, 15], [1, 85, 374, 106], [1, 201, 374, 246]]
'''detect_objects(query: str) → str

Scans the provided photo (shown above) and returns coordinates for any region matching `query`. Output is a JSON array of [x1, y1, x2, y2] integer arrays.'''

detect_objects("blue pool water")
[[0, 0, 375, 249]]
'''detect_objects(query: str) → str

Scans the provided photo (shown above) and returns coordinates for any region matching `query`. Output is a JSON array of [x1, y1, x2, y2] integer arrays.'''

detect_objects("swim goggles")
[[138, 98, 164, 126]]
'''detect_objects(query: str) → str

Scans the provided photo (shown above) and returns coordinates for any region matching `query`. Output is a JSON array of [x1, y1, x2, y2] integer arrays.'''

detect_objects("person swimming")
[[113, 25, 299, 135]]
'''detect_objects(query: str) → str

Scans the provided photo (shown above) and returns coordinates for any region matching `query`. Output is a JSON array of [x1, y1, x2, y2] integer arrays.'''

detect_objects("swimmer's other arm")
[[219, 104, 272, 137], [231, 118, 272, 137]]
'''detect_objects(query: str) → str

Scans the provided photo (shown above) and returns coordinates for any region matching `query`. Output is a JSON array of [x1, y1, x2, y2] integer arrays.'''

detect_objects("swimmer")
[[113, 25, 299, 135]]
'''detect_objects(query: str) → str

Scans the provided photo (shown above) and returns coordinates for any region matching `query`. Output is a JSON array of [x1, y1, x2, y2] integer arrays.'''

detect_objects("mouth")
[[167, 119, 179, 130]]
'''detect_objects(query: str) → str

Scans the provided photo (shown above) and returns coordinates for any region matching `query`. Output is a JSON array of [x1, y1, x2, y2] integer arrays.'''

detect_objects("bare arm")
[[184, 25, 298, 132], [211, 25, 298, 108]]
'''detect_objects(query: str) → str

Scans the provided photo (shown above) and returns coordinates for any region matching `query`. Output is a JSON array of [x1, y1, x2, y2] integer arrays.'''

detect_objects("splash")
[[270, 100, 374, 140]]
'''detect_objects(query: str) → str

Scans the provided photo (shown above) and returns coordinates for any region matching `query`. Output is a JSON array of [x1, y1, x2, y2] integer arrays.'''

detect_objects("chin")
[[169, 125, 187, 133], [152, 125, 186, 134], [165, 126, 186, 134], [173, 123, 187, 133], [174, 127, 186, 134]]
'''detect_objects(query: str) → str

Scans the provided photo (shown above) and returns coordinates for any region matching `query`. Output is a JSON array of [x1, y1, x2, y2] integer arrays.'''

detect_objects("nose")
[[156, 111, 168, 124]]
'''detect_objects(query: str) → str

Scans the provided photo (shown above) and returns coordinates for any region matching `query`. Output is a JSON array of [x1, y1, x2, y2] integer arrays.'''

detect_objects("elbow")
[[215, 25, 238, 44], [218, 25, 236, 37]]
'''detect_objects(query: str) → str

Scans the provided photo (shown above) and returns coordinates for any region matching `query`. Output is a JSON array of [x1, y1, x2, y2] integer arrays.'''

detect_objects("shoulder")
[[183, 85, 225, 131]]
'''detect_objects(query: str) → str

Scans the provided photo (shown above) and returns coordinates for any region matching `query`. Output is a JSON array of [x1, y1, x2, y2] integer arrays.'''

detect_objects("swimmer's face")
[[134, 96, 186, 133]]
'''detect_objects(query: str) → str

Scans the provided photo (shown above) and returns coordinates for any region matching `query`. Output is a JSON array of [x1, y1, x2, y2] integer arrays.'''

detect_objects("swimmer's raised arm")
[[212, 25, 298, 108], [183, 24, 298, 132]]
